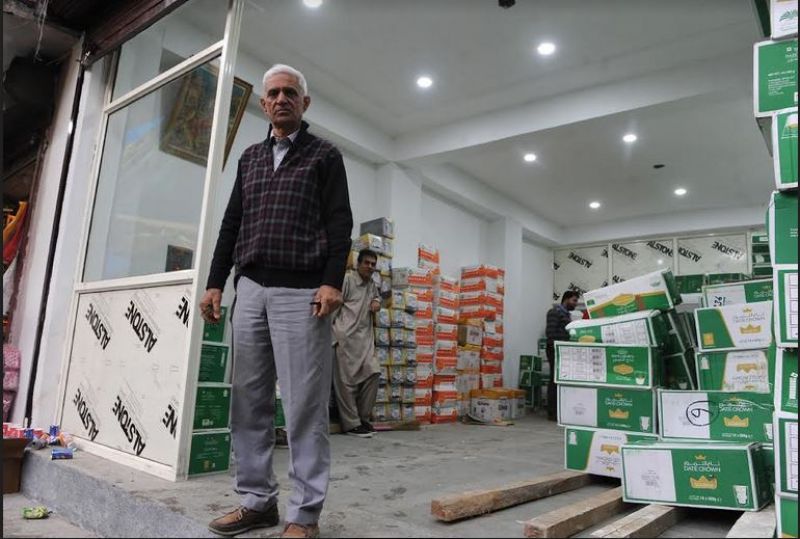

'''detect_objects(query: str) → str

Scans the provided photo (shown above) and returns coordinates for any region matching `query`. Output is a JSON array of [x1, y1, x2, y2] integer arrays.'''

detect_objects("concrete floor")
[[9, 412, 742, 537], [3, 493, 96, 538]]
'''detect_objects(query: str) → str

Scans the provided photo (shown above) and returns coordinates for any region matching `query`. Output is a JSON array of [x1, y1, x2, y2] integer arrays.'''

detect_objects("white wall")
[[420, 189, 487, 277], [521, 240, 555, 352], [343, 154, 378, 232]]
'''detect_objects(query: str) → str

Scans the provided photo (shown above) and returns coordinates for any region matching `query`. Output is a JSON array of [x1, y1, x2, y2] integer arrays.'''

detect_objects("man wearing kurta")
[[332, 249, 382, 438]]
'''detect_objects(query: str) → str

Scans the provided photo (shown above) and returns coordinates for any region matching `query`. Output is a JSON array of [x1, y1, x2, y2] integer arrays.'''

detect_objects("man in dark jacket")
[[545, 291, 580, 421], [201, 64, 352, 539]]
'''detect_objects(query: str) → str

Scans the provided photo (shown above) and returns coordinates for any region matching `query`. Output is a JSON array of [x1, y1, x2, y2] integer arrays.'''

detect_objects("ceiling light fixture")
[[303, 0, 323, 8], [537, 42, 556, 56], [589, 201, 601, 210], [623, 133, 637, 143], [523, 153, 537, 163], [674, 187, 687, 196], [416, 75, 433, 89]]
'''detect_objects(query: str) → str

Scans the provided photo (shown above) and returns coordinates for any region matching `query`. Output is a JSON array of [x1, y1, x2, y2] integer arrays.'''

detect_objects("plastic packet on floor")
[[22, 506, 51, 519]]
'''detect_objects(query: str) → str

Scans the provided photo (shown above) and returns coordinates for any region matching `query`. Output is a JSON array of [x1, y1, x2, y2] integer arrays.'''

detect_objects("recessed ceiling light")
[[589, 201, 601, 209], [537, 42, 557, 56], [416, 75, 433, 89], [303, 0, 323, 8], [523, 153, 537, 163], [674, 187, 688, 196], [623, 133, 638, 143]]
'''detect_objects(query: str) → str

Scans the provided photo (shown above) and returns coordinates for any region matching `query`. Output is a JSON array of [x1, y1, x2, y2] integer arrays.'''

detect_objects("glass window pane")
[[611, 240, 674, 283], [84, 59, 224, 282], [112, 0, 228, 100], [677, 234, 749, 276]]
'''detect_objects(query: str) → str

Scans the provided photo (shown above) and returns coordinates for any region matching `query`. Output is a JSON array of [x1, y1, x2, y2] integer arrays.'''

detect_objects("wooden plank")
[[726, 504, 776, 538], [523, 486, 628, 538], [431, 470, 592, 522], [590, 504, 685, 538]]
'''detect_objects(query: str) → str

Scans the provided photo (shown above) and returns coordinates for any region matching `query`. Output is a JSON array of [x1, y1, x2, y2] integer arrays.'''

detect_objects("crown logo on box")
[[600, 444, 620, 455], [695, 454, 706, 461], [742, 307, 753, 314], [740, 324, 761, 334], [613, 364, 634, 375], [723, 415, 750, 428], [609, 409, 630, 419], [690, 475, 718, 490], [736, 363, 759, 373]]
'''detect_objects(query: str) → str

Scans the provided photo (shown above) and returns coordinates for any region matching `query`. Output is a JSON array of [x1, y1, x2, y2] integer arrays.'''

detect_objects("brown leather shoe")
[[208, 504, 279, 536], [282, 522, 320, 538]]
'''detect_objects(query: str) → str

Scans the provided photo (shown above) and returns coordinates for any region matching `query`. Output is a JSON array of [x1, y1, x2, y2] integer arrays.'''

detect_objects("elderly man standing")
[[201, 64, 353, 539], [332, 249, 382, 438]]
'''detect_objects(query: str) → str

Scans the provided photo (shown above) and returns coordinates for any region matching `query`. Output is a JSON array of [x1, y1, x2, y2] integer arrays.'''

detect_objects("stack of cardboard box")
[[456, 322, 482, 417], [518, 354, 547, 410], [432, 272, 461, 423], [753, 11, 798, 533], [352, 218, 396, 297]]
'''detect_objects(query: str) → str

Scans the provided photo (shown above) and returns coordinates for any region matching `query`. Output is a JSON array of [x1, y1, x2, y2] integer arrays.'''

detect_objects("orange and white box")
[[459, 291, 487, 305], [415, 331, 435, 346], [457, 324, 483, 347], [416, 363, 434, 387], [485, 292, 504, 309], [483, 265, 501, 279], [436, 306, 459, 324], [392, 267, 433, 288], [415, 301, 433, 319], [415, 405, 432, 423], [435, 290, 460, 310], [457, 346, 481, 372], [481, 346, 504, 361], [483, 332, 503, 348], [416, 318, 435, 332], [435, 323, 458, 341], [433, 374, 457, 393], [435, 339, 458, 356], [418, 243, 440, 264], [433, 353, 458, 374], [418, 257, 440, 273], [480, 373, 504, 388], [456, 373, 480, 395], [431, 405, 459, 423], [416, 344, 434, 359], [436, 274, 460, 293], [410, 287, 434, 303], [461, 265, 485, 280], [460, 278, 487, 293], [415, 387, 432, 406], [480, 360, 503, 374]]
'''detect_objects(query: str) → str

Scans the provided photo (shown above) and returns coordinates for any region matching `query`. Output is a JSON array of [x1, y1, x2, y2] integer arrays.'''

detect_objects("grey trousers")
[[333, 348, 380, 432], [230, 277, 332, 525]]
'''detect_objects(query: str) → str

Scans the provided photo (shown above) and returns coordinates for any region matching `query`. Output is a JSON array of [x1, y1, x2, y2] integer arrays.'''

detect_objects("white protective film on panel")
[[611, 239, 674, 282], [676, 234, 748, 275], [554, 246, 609, 302]]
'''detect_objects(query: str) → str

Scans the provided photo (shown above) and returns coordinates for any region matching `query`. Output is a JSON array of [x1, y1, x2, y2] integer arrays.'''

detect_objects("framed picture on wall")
[[160, 64, 252, 167]]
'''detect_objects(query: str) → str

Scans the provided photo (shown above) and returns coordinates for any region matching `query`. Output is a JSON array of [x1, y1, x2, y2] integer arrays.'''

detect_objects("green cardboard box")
[[519, 355, 533, 371], [776, 347, 799, 414], [774, 412, 799, 497], [777, 495, 798, 538], [193, 384, 231, 430], [188, 429, 231, 476], [769, 191, 799, 266], [663, 350, 698, 390], [773, 108, 798, 189], [752, 265, 774, 278], [675, 274, 707, 295], [658, 390, 774, 443], [585, 269, 680, 319], [203, 306, 228, 342], [706, 273, 750, 285], [199, 343, 229, 383], [566, 310, 668, 347], [701, 279, 773, 307], [695, 301, 774, 352], [558, 386, 657, 435], [754, 39, 799, 116], [555, 342, 659, 389], [696, 347, 776, 393], [621, 441, 771, 510], [564, 426, 657, 478], [752, 233, 770, 245], [774, 265, 798, 347], [275, 397, 286, 428]]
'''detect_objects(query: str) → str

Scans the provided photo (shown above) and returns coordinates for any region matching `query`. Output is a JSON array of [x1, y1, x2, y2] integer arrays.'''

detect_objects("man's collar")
[[267, 120, 309, 147]]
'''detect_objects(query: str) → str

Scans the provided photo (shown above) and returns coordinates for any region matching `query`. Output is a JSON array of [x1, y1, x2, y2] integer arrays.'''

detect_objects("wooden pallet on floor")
[[726, 504, 776, 538], [522, 486, 628, 538], [431, 470, 593, 522], [589, 504, 685, 538]]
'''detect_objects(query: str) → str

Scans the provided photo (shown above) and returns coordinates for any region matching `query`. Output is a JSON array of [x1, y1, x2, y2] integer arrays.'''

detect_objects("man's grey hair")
[[262, 64, 308, 96]]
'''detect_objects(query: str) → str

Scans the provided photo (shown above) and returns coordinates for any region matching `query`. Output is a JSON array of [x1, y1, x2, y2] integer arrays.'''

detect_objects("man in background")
[[545, 291, 580, 421], [332, 249, 382, 438]]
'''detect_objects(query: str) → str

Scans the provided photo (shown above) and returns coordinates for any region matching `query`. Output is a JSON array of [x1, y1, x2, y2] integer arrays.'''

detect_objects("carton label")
[[659, 391, 774, 443], [776, 415, 799, 496], [775, 266, 799, 346], [776, 348, 799, 413], [194, 386, 231, 430], [774, 109, 799, 188], [622, 445, 766, 510], [559, 386, 656, 434], [770, 191, 799, 265], [702, 280, 773, 307], [565, 427, 655, 478], [696, 349, 775, 393], [569, 319, 653, 346], [755, 40, 799, 114], [695, 302, 774, 351], [772, 0, 799, 39], [556, 344, 655, 388]]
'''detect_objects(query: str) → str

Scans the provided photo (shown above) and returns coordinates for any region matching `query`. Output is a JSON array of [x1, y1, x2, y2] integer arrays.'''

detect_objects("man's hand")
[[200, 289, 223, 323], [370, 299, 381, 313], [313, 285, 342, 318]]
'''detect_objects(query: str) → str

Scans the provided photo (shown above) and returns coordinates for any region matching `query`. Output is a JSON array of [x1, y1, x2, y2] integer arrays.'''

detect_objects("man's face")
[[260, 72, 310, 132], [357, 256, 377, 280], [564, 295, 579, 311]]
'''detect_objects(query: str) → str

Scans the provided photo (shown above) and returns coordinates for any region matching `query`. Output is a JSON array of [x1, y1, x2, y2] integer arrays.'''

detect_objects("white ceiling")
[[186, 0, 772, 228]]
